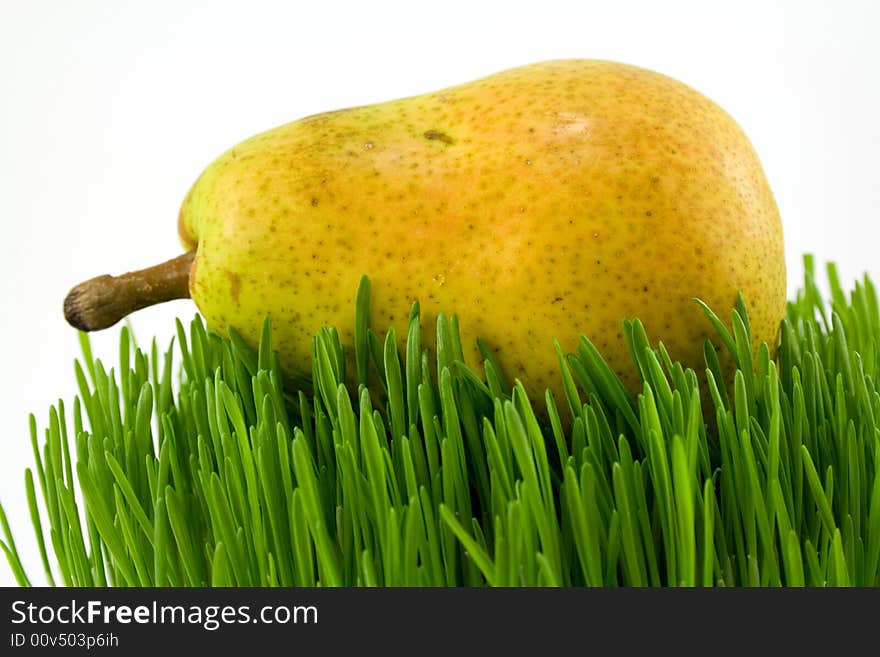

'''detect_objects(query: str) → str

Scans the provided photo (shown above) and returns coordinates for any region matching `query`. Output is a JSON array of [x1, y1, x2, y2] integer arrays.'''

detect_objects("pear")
[[65, 59, 785, 401]]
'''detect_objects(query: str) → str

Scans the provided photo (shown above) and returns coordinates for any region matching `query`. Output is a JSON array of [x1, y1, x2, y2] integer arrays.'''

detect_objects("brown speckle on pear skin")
[[424, 130, 455, 144], [225, 270, 241, 307]]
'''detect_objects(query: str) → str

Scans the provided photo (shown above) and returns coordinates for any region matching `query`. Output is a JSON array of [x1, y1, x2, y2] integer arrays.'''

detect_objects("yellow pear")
[[65, 59, 785, 401]]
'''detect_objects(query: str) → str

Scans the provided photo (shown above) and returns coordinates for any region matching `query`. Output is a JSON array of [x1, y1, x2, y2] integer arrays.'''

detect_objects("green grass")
[[2, 255, 879, 586]]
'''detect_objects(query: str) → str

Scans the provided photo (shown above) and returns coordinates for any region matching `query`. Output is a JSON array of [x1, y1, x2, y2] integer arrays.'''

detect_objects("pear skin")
[[72, 59, 787, 403]]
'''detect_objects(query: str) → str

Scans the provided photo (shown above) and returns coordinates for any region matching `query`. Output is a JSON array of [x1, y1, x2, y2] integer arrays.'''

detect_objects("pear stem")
[[64, 250, 196, 331]]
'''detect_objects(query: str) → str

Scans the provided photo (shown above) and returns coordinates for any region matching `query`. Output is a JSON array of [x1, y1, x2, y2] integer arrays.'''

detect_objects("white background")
[[1, 0, 879, 586]]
